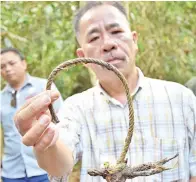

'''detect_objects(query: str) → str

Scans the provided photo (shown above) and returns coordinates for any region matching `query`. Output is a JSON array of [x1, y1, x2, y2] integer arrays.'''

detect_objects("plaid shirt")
[[51, 68, 196, 182]]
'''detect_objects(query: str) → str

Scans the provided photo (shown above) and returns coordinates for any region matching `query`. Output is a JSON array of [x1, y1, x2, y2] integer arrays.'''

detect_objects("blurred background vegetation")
[[1, 1, 196, 99], [1, 1, 196, 181]]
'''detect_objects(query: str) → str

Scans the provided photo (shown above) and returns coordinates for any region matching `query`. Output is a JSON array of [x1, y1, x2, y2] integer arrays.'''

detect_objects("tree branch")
[[88, 154, 178, 181]]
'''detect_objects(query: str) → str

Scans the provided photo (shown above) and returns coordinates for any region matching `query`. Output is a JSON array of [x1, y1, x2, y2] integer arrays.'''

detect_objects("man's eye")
[[10, 62, 16, 65], [1, 65, 5, 69], [111, 30, 122, 34], [90, 37, 99, 42]]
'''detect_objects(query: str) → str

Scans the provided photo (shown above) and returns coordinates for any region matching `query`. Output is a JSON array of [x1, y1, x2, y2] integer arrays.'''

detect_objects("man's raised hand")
[[14, 90, 60, 152]]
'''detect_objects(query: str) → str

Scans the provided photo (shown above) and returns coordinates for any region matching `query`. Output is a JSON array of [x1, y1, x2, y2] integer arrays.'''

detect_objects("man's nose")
[[102, 38, 117, 53]]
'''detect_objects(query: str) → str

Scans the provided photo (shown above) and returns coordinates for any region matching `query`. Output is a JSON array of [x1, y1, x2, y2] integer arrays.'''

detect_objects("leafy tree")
[[128, 2, 196, 83]]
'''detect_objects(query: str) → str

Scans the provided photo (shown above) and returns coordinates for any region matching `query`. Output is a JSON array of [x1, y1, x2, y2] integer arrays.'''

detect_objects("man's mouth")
[[7, 73, 15, 77], [106, 57, 125, 64]]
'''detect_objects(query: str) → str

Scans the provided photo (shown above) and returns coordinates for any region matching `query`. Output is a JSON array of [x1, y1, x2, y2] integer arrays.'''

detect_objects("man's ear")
[[132, 31, 138, 52], [132, 31, 138, 44], [76, 48, 85, 58], [76, 48, 89, 68]]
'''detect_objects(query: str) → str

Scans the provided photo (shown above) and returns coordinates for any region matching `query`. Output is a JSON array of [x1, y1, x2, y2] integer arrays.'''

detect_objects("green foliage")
[[128, 2, 196, 83], [1, 2, 92, 98], [1, 2, 196, 98]]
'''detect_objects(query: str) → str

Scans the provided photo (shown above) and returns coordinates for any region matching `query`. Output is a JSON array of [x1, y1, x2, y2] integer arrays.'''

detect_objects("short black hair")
[[73, 1, 127, 38], [0, 47, 25, 60]]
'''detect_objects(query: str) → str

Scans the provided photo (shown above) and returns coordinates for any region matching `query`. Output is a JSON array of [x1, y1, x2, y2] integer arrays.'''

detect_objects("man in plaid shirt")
[[14, 2, 196, 182]]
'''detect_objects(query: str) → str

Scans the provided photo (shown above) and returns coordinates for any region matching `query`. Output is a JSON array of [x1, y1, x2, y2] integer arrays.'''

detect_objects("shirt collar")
[[96, 67, 145, 106], [2, 73, 33, 93]]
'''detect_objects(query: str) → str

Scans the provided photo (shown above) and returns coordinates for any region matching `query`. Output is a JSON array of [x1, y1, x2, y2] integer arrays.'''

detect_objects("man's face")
[[76, 4, 138, 79], [0, 51, 27, 85]]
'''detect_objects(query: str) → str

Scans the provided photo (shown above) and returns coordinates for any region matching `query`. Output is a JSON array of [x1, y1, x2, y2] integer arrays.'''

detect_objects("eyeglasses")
[[11, 90, 17, 108]]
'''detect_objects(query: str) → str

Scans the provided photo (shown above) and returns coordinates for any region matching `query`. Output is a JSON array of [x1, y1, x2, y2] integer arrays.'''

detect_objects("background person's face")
[[0, 51, 27, 85], [77, 5, 138, 79]]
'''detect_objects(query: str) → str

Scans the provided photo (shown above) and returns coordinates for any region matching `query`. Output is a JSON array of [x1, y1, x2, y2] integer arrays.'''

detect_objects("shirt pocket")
[[129, 137, 186, 182]]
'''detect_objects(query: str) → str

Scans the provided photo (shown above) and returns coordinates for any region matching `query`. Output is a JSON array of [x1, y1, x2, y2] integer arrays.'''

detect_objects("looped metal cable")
[[46, 57, 134, 164]]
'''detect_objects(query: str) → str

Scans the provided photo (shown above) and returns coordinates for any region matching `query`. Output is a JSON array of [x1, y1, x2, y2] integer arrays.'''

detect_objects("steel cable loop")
[[46, 57, 134, 164]]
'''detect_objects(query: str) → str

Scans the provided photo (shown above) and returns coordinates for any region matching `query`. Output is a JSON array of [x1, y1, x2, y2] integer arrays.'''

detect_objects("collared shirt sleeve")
[[49, 96, 83, 181], [57, 96, 83, 165], [186, 89, 196, 177]]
